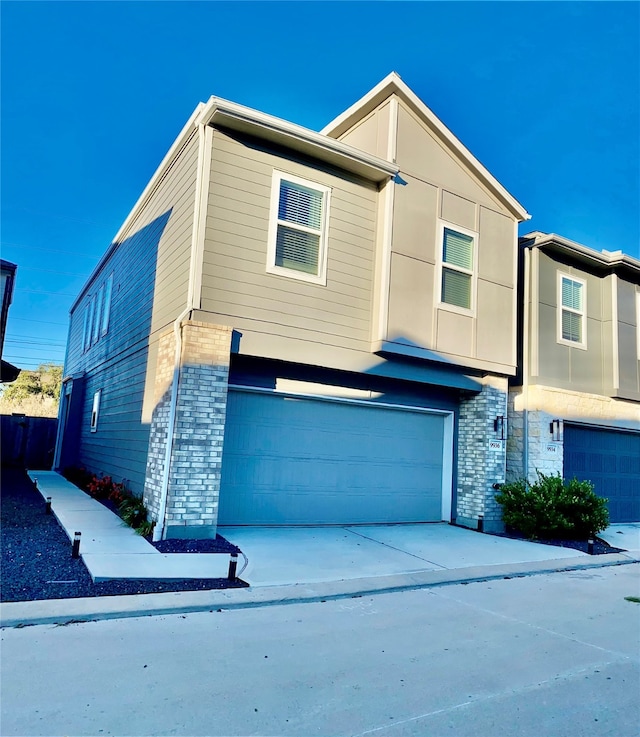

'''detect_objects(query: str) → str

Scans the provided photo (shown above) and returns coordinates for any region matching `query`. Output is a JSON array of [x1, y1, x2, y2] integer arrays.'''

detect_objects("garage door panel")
[[564, 424, 640, 523], [218, 390, 446, 525]]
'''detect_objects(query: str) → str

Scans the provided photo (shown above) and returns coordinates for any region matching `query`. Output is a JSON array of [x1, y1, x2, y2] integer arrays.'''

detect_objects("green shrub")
[[495, 472, 609, 540]]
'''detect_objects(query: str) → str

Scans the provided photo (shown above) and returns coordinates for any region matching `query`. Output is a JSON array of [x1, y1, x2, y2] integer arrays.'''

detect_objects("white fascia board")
[[522, 232, 640, 273], [322, 72, 531, 223], [203, 97, 398, 182], [70, 103, 206, 313]]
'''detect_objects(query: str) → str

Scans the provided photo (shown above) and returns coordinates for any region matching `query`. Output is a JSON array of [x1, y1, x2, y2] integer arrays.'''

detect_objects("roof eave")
[[204, 97, 398, 182], [323, 72, 530, 223], [521, 232, 640, 274]]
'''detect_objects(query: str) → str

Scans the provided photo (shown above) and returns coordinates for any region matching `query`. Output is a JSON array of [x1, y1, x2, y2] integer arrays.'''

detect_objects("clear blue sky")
[[2, 1, 638, 371]]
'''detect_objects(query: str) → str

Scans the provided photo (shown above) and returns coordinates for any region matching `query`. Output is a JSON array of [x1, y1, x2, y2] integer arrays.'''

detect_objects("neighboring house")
[[55, 72, 533, 539], [0, 259, 20, 383], [507, 232, 640, 522]]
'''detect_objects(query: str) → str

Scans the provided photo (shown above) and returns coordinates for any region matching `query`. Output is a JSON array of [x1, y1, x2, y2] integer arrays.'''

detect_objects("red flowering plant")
[[87, 475, 114, 500]]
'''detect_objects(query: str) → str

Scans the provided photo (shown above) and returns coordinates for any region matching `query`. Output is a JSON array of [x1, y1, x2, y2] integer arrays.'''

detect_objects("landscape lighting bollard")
[[228, 553, 238, 581], [45, 497, 52, 514], [33, 477, 38, 489], [587, 538, 594, 555], [72, 531, 81, 558], [477, 514, 484, 533]]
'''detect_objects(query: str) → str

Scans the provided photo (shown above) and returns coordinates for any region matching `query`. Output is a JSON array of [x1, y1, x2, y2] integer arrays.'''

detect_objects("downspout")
[[522, 246, 531, 482], [153, 107, 214, 542]]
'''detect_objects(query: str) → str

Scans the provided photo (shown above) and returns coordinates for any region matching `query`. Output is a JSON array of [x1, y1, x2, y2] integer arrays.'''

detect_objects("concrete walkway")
[[9, 471, 637, 629], [27, 472, 230, 581]]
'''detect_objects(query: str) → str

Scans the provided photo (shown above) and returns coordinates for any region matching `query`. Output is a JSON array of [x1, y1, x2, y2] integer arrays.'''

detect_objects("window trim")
[[92, 285, 104, 345], [90, 390, 101, 432], [85, 297, 95, 352], [101, 273, 114, 336], [436, 220, 478, 315], [266, 170, 331, 285], [557, 271, 587, 350]]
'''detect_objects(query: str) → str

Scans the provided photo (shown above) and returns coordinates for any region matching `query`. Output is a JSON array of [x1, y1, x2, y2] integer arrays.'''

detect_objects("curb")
[[2, 553, 638, 629]]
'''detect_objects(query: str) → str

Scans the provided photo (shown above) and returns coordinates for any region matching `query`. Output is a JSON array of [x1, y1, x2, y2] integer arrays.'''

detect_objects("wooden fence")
[[0, 414, 58, 470]]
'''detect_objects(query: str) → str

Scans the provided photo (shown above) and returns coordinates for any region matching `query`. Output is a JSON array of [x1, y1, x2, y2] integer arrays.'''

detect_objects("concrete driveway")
[[599, 523, 640, 552], [220, 523, 588, 587]]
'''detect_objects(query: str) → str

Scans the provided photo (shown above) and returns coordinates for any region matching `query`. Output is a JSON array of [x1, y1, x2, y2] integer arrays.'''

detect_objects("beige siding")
[[201, 130, 378, 361], [392, 176, 438, 263], [532, 251, 617, 396], [63, 131, 199, 493], [475, 281, 513, 365], [441, 191, 475, 231], [387, 254, 434, 347], [382, 100, 518, 374], [396, 103, 501, 211], [338, 102, 391, 160], [617, 279, 640, 396]]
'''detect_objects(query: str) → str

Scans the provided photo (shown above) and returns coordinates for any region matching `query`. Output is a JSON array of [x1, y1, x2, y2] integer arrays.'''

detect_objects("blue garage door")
[[564, 424, 640, 523], [218, 390, 447, 525]]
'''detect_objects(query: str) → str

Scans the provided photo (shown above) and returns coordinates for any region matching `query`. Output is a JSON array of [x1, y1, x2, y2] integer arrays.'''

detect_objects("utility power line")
[[1, 241, 101, 258], [11, 317, 68, 326]]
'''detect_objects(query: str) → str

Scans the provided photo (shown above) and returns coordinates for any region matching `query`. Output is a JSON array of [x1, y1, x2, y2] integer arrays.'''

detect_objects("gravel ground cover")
[[488, 530, 624, 555], [1, 467, 247, 603]]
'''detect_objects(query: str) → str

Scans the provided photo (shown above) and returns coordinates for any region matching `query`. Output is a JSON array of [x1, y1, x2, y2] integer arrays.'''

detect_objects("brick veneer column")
[[456, 375, 508, 533], [143, 320, 232, 539]]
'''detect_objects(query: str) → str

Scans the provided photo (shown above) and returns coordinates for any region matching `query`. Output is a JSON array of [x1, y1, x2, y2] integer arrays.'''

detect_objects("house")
[[507, 233, 640, 522], [0, 259, 20, 383], [54, 72, 533, 540]]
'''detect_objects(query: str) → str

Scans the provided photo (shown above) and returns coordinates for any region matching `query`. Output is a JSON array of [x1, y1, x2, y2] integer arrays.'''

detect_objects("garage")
[[217, 389, 451, 525], [564, 424, 640, 523]]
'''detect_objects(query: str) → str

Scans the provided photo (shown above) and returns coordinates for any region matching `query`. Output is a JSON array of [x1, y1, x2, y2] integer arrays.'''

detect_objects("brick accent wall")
[[143, 320, 232, 539], [507, 384, 640, 484], [456, 375, 508, 533]]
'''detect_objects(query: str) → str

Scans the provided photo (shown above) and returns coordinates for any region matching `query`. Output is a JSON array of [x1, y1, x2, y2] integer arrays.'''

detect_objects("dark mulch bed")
[[0, 467, 247, 603], [488, 529, 625, 555]]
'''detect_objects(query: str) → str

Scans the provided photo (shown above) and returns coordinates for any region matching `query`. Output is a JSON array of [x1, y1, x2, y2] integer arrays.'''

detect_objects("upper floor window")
[[558, 273, 586, 348], [266, 171, 330, 285], [439, 224, 476, 311], [82, 272, 114, 352]]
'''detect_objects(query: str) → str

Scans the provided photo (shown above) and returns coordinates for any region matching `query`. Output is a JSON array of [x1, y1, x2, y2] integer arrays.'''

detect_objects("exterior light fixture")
[[494, 416, 505, 440], [549, 419, 563, 441]]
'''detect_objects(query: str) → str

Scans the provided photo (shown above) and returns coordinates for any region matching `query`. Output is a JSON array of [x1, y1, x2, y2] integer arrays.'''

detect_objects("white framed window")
[[93, 285, 104, 345], [90, 390, 101, 432], [84, 297, 95, 351], [438, 223, 476, 312], [82, 306, 90, 352], [101, 273, 113, 336], [266, 171, 330, 285], [557, 272, 587, 348]]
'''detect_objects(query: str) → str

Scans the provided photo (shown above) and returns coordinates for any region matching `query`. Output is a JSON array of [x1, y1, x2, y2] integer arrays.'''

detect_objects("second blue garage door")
[[564, 424, 640, 523], [218, 390, 448, 525]]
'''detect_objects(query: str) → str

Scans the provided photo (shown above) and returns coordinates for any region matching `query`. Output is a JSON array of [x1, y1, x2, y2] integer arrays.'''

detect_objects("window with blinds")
[[440, 227, 475, 310], [559, 275, 585, 345], [267, 172, 330, 284]]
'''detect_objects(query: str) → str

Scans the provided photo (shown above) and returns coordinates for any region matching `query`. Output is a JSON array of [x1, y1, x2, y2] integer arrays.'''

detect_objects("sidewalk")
[[27, 472, 230, 581]]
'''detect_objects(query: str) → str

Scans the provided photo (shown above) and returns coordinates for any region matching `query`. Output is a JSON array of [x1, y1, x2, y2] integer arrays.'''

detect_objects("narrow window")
[[85, 297, 95, 350], [82, 306, 90, 352], [101, 273, 113, 336], [90, 390, 101, 432], [558, 274, 586, 347], [267, 172, 330, 284], [440, 226, 475, 310], [93, 285, 104, 345]]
